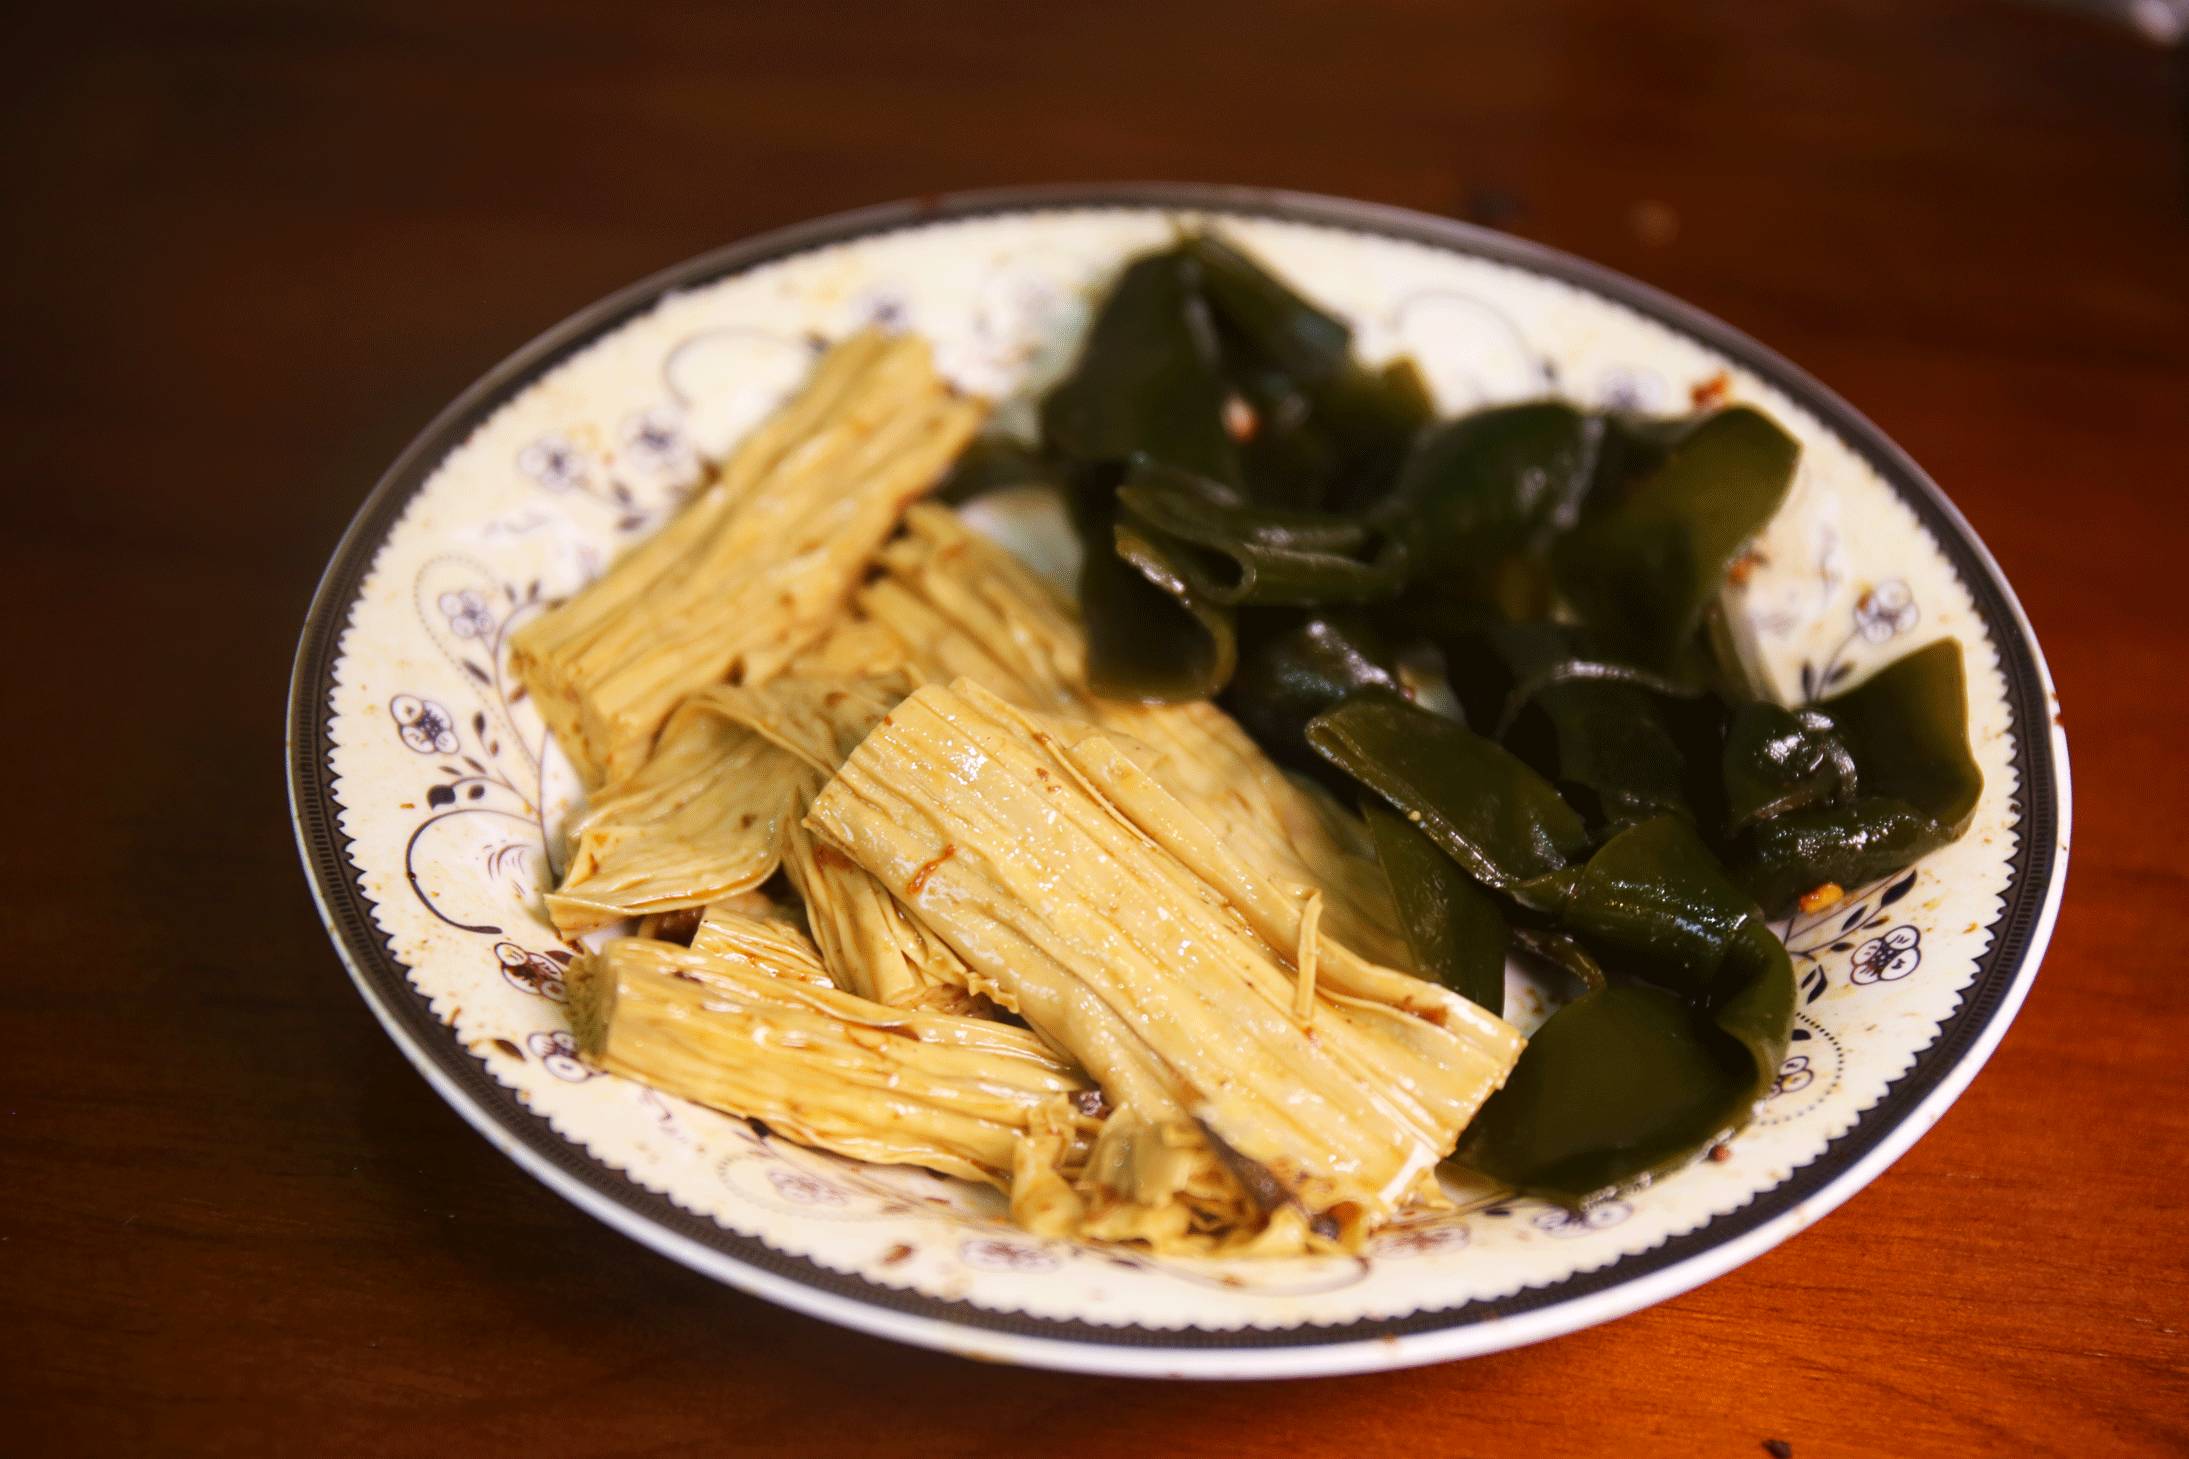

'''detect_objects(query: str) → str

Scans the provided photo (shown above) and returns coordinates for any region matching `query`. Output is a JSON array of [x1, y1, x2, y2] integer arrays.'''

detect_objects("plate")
[[288, 185, 2070, 1378]]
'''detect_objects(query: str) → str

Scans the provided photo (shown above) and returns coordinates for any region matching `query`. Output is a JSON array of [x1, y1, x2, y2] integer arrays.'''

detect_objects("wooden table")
[[7, 2, 2185, 1452]]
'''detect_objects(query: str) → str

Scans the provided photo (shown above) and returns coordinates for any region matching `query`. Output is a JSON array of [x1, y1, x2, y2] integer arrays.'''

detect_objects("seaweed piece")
[[1552, 406, 1800, 674], [1365, 804, 1509, 1016]]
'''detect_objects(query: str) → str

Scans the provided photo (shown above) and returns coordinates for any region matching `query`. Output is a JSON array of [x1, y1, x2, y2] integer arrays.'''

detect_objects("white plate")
[[289, 185, 2070, 1378]]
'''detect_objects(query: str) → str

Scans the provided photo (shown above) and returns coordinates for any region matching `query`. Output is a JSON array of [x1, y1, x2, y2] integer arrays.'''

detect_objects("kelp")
[[1308, 692, 1794, 1202], [1721, 702, 1854, 832], [1030, 234, 1428, 700], [1385, 402, 1604, 617], [1222, 610, 1402, 781], [1439, 619, 1710, 835], [1305, 690, 1592, 903], [1096, 501, 1239, 702], [1038, 248, 1239, 487], [1364, 805, 1509, 1018], [1550, 406, 1800, 677], [1035, 247, 1246, 702], [1465, 813, 1794, 1205], [1115, 463, 1407, 608], [1732, 639, 1981, 911], [1183, 232, 1434, 511]]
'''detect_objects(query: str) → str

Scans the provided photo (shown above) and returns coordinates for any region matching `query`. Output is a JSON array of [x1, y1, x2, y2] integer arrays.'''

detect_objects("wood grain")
[[4, 2, 2185, 1454]]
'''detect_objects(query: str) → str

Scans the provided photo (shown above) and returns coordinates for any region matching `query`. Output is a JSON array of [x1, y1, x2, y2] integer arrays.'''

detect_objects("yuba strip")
[[511, 333, 984, 788], [687, 902, 835, 987], [781, 813, 989, 1013], [545, 707, 797, 934], [861, 505, 1410, 968], [567, 938, 1087, 1188], [543, 677, 904, 936], [806, 680, 1522, 1241]]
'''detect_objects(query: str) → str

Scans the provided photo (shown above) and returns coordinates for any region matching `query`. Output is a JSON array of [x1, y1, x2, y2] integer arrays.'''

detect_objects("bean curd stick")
[[512, 333, 984, 788], [567, 938, 1088, 1188], [807, 679, 1522, 1247], [780, 813, 990, 1014], [687, 903, 835, 987], [542, 676, 905, 935], [861, 505, 1410, 969], [545, 709, 797, 934]]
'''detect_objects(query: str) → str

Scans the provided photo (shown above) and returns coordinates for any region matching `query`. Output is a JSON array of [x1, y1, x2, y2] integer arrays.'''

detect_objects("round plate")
[[288, 184, 2070, 1378]]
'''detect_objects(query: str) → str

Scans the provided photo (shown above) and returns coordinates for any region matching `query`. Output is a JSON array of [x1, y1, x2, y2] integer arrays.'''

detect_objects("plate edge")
[[285, 182, 2072, 1376]]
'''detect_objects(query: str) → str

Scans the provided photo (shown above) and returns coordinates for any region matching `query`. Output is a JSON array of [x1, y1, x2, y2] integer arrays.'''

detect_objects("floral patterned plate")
[[288, 185, 2070, 1378]]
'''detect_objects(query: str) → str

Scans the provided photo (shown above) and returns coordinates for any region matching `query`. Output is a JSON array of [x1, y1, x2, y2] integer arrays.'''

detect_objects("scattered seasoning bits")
[[1222, 393, 1259, 442], [1763, 1441, 1794, 1459], [906, 844, 958, 897], [1690, 370, 1732, 410], [1709, 1143, 1733, 1164], [880, 1242, 914, 1265], [1727, 547, 1768, 587], [1798, 882, 1846, 915]]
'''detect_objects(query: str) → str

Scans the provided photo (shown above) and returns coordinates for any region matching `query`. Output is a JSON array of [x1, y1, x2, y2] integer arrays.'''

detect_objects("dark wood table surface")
[[8, 2, 2187, 1453]]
